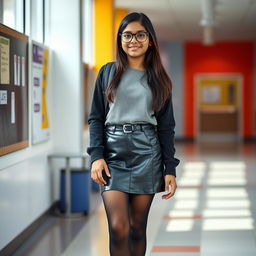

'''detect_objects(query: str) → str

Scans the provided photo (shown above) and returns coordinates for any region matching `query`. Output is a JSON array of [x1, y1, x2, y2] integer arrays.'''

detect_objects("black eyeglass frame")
[[119, 31, 149, 43]]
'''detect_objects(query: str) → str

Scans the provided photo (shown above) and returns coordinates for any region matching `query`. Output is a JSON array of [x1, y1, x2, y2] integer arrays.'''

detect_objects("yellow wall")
[[93, 0, 115, 73], [114, 8, 128, 40], [114, 8, 128, 55]]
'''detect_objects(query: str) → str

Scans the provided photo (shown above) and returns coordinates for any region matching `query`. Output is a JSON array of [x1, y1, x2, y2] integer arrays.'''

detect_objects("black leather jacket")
[[87, 62, 180, 176]]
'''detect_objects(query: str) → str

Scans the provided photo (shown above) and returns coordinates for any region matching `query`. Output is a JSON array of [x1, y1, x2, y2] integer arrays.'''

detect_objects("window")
[[82, 0, 93, 64], [30, 0, 44, 42], [0, 0, 24, 33]]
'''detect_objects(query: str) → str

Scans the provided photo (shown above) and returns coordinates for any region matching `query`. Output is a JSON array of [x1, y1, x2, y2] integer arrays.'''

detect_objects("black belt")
[[105, 123, 156, 134]]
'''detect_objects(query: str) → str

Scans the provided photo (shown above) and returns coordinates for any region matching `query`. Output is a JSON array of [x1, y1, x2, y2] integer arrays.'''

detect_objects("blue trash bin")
[[59, 168, 90, 214]]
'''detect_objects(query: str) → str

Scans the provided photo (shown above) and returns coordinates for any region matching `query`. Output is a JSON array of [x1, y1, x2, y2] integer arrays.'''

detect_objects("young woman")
[[87, 12, 180, 256]]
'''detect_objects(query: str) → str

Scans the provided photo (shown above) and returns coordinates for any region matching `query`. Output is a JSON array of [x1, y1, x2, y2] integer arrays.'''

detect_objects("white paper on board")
[[11, 91, 15, 124], [0, 36, 10, 84], [17, 55, 20, 86], [22, 56, 25, 86], [202, 86, 221, 103], [14, 54, 17, 85], [0, 90, 8, 104]]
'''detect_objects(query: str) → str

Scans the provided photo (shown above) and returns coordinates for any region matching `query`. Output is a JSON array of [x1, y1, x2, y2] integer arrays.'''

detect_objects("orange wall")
[[184, 41, 254, 138]]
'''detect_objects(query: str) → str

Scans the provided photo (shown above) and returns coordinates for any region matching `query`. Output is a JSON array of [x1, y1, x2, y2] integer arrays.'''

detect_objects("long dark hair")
[[105, 12, 172, 112]]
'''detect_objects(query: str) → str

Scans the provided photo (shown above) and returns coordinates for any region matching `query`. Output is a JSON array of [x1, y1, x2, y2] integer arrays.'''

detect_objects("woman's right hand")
[[91, 158, 111, 185]]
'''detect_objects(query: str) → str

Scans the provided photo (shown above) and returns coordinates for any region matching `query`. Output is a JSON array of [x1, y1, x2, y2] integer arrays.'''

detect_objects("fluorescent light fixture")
[[200, 0, 216, 45], [203, 26, 214, 45], [174, 200, 199, 210], [203, 218, 254, 231], [207, 199, 250, 208], [206, 188, 248, 198], [166, 219, 194, 232], [200, 0, 216, 27], [203, 209, 251, 217]]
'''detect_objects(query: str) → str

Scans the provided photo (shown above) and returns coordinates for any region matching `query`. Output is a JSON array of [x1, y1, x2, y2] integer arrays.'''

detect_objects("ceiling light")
[[200, 0, 217, 45]]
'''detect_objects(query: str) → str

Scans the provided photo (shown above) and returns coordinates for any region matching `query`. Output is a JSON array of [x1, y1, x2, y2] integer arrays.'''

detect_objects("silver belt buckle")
[[123, 124, 133, 133]]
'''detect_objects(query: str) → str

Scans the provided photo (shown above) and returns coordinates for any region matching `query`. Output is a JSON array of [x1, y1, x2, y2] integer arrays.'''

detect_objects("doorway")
[[195, 74, 243, 141]]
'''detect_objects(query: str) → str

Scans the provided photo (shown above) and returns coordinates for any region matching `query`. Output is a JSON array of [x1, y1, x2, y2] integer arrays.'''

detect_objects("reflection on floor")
[[14, 141, 256, 256]]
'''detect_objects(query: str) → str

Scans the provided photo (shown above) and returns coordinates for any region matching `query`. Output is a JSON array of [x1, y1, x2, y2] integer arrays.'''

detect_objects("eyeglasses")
[[120, 31, 149, 43]]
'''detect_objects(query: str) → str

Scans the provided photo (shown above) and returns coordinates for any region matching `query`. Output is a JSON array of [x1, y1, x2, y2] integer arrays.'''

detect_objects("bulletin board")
[[199, 78, 238, 107], [32, 41, 50, 144], [0, 24, 29, 156]]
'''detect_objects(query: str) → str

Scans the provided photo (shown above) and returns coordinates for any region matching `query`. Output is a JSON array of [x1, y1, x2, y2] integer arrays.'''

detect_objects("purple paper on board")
[[34, 77, 40, 87], [34, 103, 40, 112], [33, 44, 43, 64]]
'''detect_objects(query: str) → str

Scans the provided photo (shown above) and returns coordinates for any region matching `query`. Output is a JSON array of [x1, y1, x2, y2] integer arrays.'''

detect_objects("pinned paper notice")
[[202, 86, 220, 103], [17, 55, 21, 86], [11, 92, 15, 124], [14, 54, 17, 85], [22, 56, 26, 86], [0, 90, 7, 104], [0, 36, 10, 84]]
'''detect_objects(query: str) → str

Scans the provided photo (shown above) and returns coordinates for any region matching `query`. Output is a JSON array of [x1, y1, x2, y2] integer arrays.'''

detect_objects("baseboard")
[[243, 137, 256, 142], [175, 136, 256, 143], [0, 201, 58, 256], [175, 137, 195, 143]]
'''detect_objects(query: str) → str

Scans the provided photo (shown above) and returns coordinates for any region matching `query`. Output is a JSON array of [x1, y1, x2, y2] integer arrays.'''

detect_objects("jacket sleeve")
[[86, 65, 106, 164], [156, 96, 180, 176]]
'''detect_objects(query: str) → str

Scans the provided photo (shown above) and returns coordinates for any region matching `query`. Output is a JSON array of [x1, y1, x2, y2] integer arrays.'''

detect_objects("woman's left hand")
[[162, 174, 177, 200]]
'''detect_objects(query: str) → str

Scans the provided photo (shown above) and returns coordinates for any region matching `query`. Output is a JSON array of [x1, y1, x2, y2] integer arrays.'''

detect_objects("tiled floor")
[[14, 141, 256, 256]]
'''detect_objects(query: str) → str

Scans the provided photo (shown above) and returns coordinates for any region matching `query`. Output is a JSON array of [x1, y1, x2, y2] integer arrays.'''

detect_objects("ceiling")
[[115, 0, 256, 42]]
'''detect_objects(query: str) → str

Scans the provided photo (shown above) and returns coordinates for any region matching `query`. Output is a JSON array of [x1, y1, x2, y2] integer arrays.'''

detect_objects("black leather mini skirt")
[[101, 123, 165, 194]]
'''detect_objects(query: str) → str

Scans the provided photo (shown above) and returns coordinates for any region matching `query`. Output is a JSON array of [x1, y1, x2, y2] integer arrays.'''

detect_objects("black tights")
[[102, 190, 155, 256]]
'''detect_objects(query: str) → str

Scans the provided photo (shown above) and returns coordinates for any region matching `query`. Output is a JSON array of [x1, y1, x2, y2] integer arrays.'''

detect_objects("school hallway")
[[1, 1, 256, 255], [12, 141, 256, 256]]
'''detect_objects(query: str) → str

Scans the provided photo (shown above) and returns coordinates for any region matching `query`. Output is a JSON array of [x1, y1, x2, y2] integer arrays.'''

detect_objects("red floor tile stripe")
[[152, 246, 200, 253], [178, 185, 203, 189]]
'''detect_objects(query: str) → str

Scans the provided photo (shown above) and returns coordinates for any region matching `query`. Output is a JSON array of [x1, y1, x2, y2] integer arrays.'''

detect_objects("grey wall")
[[159, 41, 184, 138]]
